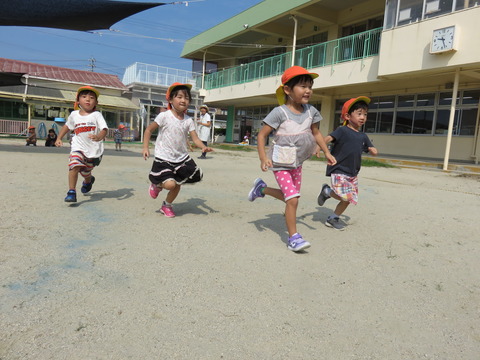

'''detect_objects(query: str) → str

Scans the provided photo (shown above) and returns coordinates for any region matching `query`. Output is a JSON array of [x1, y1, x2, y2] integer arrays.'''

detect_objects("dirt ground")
[[1, 138, 479, 359]]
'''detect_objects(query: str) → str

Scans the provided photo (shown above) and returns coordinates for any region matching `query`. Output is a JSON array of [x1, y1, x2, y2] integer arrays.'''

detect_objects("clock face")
[[431, 26, 456, 53]]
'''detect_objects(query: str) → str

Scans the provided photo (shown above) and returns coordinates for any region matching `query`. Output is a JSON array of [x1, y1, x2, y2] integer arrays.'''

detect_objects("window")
[[385, 0, 476, 29], [412, 110, 434, 134], [458, 108, 478, 135], [395, 110, 414, 133], [416, 93, 435, 107], [378, 112, 394, 133], [461, 90, 480, 105], [424, 0, 454, 18]]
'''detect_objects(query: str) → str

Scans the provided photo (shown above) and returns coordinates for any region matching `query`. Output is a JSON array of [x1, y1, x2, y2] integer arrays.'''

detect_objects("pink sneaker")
[[160, 203, 176, 218], [149, 183, 161, 199]]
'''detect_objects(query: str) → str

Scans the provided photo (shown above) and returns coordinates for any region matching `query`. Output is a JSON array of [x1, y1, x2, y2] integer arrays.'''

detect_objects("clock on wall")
[[430, 26, 456, 54]]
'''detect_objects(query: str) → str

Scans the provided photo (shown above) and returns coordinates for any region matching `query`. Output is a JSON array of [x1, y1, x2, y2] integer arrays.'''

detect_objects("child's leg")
[[274, 167, 302, 236], [330, 192, 350, 216], [263, 187, 284, 200], [163, 180, 180, 203], [284, 197, 299, 236], [68, 167, 81, 190]]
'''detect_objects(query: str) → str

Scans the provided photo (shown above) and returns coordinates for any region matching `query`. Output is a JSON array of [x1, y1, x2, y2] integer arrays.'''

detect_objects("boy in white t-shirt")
[[56, 86, 108, 203]]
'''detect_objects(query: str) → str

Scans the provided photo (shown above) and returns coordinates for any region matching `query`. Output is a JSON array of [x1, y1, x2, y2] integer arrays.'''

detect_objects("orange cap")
[[28, 125, 35, 129], [119, 124, 126, 129], [75, 85, 100, 110], [166, 82, 192, 109], [341, 96, 371, 121], [76, 85, 100, 99], [275, 66, 318, 105]]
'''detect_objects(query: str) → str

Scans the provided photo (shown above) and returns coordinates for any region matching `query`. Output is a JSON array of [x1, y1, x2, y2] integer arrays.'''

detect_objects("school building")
[[181, 0, 480, 164], [0, 58, 142, 139], [0, 58, 211, 142]]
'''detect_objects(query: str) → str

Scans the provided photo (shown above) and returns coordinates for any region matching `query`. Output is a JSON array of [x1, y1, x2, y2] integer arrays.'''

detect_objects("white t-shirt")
[[66, 110, 108, 158], [154, 110, 195, 162], [197, 113, 211, 142]]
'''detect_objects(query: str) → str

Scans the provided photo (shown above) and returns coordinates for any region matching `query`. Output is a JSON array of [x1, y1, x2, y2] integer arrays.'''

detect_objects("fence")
[[0, 120, 28, 136], [198, 27, 383, 90]]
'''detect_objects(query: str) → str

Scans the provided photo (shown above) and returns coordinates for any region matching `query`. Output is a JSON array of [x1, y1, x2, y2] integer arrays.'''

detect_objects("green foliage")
[[211, 144, 256, 152], [309, 156, 396, 168]]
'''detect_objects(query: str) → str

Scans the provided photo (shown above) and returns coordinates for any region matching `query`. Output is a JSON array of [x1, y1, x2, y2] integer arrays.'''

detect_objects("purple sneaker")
[[287, 233, 311, 252], [248, 178, 266, 202]]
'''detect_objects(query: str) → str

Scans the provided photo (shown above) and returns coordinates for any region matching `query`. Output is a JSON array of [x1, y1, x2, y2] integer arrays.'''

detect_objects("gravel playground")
[[1, 138, 479, 359]]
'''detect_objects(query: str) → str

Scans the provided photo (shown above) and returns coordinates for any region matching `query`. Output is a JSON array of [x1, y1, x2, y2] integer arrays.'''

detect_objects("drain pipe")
[[290, 15, 298, 66], [443, 68, 460, 171], [201, 50, 206, 90]]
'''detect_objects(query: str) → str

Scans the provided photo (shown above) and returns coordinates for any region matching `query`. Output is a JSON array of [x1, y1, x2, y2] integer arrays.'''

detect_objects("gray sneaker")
[[325, 217, 345, 231], [317, 183, 331, 206]]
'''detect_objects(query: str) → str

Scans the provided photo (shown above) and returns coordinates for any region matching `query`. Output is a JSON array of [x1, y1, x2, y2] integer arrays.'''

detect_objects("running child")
[[248, 66, 336, 252], [317, 96, 378, 230], [142, 82, 213, 218], [56, 85, 108, 203]]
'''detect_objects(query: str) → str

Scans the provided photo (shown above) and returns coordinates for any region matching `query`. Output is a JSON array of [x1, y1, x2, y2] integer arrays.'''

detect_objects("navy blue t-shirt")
[[326, 126, 373, 177]]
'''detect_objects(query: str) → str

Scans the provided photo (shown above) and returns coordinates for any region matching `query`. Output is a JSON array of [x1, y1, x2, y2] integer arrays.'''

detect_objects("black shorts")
[[149, 156, 202, 185]]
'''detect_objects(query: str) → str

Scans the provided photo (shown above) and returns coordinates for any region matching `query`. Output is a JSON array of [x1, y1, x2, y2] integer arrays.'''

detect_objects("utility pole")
[[88, 57, 96, 72]]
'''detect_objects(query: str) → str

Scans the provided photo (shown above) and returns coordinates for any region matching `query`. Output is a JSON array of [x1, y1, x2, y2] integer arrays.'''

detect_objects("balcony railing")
[[197, 27, 382, 90]]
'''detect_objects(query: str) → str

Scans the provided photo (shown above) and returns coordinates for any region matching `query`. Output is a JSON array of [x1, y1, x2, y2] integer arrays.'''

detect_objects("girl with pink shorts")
[[247, 66, 336, 252]]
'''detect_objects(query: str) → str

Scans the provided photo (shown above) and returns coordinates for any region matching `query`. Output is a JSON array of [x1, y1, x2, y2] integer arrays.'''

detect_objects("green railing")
[[197, 27, 382, 90]]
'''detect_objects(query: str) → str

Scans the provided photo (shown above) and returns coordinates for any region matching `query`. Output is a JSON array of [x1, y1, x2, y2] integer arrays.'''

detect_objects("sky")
[[0, 0, 262, 78]]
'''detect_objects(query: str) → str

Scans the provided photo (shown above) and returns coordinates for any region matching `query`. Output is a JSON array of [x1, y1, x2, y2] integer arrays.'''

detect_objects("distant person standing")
[[197, 105, 211, 159], [114, 124, 126, 151]]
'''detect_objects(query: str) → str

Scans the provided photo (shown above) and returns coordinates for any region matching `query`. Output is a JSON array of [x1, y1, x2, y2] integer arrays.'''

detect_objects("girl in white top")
[[142, 83, 212, 218], [248, 66, 336, 252], [197, 105, 211, 159]]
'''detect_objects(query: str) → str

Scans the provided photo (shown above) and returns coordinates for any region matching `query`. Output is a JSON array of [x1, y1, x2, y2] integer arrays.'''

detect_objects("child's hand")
[[142, 149, 150, 160], [55, 139, 63, 147], [260, 159, 271, 172], [88, 134, 103, 142], [326, 154, 337, 166], [203, 147, 214, 153]]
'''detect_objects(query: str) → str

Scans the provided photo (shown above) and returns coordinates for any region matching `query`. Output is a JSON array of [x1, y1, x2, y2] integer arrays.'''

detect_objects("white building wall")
[[378, 8, 480, 77]]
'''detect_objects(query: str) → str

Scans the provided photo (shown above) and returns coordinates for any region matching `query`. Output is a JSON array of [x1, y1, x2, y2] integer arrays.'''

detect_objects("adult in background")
[[196, 105, 211, 159]]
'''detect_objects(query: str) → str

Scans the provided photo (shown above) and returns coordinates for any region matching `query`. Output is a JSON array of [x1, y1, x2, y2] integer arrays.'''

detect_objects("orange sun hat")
[[74, 85, 100, 110], [166, 82, 192, 109], [341, 96, 371, 122], [275, 66, 318, 105]]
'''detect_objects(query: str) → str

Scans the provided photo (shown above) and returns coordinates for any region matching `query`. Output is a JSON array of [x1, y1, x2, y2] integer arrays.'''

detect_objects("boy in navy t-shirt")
[[317, 96, 378, 230]]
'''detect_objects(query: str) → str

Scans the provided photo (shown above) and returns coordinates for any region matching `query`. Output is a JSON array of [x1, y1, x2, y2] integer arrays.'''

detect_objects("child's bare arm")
[[55, 125, 70, 147], [256, 125, 273, 171], [311, 125, 336, 165], [142, 122, 158, 160], [190, 130, 213, 153]]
